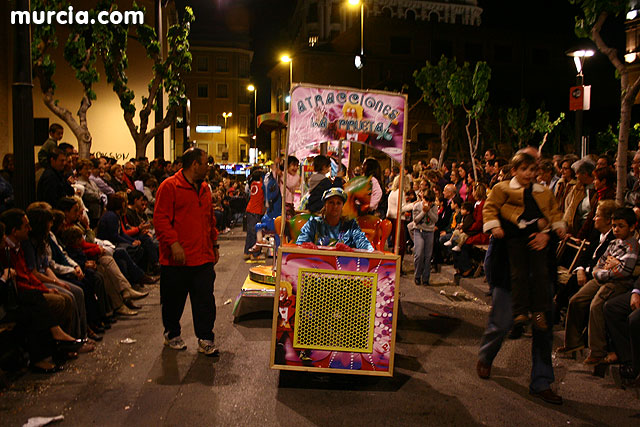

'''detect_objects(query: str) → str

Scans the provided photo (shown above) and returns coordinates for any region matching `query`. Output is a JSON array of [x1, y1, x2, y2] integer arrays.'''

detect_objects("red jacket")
[[154, 170, 218, 266], [465, 199, 489, 245]]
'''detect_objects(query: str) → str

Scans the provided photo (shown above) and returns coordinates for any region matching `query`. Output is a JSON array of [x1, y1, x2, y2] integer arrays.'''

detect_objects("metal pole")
[[224, 117, 228, 147], [154, 0, 164, 159], [289, 61, 293, 90], [575, 73, 583, 155], [254, 89, 257, 161], [360, 2, 364, 89], [13, 0, 36, 208], [182, 105, 188, 153]]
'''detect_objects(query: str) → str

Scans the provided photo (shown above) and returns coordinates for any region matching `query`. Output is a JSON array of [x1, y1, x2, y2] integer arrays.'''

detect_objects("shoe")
[[31, 363, 64, 374], [124, 299, 142, 310], [476, 360, 491, 379], [116, 305, 138, 316], [530, 389, 563, 405], [555, 344, 584, 354], [197, 338, 219, 356], [141, 274, 159, 285], [122, 288, 149, 300], [87, 329, 103, 342], [223, 227, 231, 233], [583, 354, 605, 365], [531, 312, 548, 330], [78, 342, 95, 353], [164, 332, 187, 350], [414, 279, 421, 286], [451, 246, 461, 252], [508, 324, 525, 340], [513, 314, 529, 326], [443, 241, 452, 247], [243, 254, 251, 260], [54, 338, 84, 352]]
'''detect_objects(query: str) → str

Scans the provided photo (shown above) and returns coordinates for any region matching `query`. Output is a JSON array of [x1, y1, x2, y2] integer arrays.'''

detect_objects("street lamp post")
[[247, 84, 257, 163], [348, 0, 365, 89], [222, 111, 232, 148], [566, 47, 594, 156], [280, 55, 293, 91]]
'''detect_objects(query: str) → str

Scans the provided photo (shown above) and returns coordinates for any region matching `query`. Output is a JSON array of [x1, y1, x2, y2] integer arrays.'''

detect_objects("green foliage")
[[569, 0, 629, 38], [97, 2, 193, 135], [506, 99, 564, 149], [414, 56, 457, 127]]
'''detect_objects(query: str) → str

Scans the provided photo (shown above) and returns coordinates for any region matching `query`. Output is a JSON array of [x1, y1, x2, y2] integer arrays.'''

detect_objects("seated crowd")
[[1, 122, 639, 391]]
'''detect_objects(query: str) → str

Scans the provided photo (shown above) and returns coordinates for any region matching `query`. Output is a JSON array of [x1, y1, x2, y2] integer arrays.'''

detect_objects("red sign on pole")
[[569, 85, 591, 111]]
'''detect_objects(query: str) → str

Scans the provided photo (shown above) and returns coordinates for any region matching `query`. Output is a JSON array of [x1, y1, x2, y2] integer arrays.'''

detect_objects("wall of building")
[[1, 0, 175, 164]]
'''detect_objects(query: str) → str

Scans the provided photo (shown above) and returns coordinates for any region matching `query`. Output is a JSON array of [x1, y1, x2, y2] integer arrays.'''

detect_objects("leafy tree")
[[97, 2, 194, 158], [414, 56, 458, 167], [448, 61, 491, 181], [31, 0, 102, 158], [506, 99, 565, 153], [570, 0, 640, 204]]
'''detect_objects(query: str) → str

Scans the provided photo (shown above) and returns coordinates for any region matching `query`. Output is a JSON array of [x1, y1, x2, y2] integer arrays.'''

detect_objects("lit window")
[[308, 36, 318, 47]]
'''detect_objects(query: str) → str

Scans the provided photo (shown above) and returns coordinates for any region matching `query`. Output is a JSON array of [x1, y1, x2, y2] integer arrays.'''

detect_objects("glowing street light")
[[566, 45, 595, 155]]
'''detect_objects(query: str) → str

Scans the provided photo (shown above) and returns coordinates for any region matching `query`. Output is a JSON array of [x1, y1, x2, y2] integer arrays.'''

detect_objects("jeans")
[[113, 248, 145, 284], [413, 229, 434, 284], [161, 263, 216, 341], [244, 212, 262, 255], [604, 291, 640, 373], [484, 237, 494, 291], [478, 286, 555, 393]]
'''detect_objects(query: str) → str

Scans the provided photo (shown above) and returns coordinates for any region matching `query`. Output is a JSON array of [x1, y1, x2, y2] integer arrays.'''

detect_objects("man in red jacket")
[[154, 148, 220, 356]]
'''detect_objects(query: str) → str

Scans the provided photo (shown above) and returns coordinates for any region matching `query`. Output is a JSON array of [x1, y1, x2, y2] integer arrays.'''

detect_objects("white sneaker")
[[198, 338, 219, 356], [163, 332, 187, 350], [443, 241, 452, 247], [451, 246, 461, 252]]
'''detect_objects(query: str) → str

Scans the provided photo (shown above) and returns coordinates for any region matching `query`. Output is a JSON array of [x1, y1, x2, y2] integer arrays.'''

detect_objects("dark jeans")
[[507, 237, 550, 316], [453, 244, 473, 273], [160, 263, 216, 341], [244, 212, 262, 255], [604, 291, 640, 373], [113, 247, 144, 284], [478, 286, 555, 393]]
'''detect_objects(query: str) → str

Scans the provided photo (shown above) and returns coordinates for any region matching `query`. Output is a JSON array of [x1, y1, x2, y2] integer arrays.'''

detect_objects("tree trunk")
[[465, 117, 478, 181], [438, 122, 451, 168], [42, 90, 92, 158], [617, 97, 632, 205], [135, 137, 147, 159]]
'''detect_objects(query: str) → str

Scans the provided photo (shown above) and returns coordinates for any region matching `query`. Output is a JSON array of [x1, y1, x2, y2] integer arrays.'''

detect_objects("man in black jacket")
[[37, 148, 74, 207]]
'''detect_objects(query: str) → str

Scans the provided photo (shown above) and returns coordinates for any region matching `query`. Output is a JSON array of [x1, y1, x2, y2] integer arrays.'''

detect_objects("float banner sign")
[[288, 85, 406, 163]]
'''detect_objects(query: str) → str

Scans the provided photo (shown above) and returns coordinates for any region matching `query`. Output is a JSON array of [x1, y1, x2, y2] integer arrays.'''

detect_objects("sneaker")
[[197, 338, 219, 356], [164, 332, 187, 350], [116, 305, 138, 316], [451, 246, 461, 252], [443, 241, 452, 247]]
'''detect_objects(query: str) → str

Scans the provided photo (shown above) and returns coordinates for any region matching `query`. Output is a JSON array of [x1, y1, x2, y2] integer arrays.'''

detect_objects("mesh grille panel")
[[293, 268, 377, 353]]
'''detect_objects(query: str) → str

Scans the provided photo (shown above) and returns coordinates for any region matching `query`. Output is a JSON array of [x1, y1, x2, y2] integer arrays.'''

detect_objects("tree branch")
[[591, 11, 625, 75]]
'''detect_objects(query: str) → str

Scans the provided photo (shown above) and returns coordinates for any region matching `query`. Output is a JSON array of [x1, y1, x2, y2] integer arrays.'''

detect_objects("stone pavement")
[[1, 227, 638, 426]]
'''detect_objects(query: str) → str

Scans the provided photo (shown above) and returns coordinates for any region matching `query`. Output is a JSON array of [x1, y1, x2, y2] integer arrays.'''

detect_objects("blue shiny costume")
[[296, 216, 374, 251]]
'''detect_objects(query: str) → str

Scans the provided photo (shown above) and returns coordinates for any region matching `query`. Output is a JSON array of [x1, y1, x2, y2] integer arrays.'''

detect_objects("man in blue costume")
[[296, 188, 373, 251]]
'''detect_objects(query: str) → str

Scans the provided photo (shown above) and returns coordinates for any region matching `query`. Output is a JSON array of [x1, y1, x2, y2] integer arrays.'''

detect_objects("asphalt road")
[[1, 228, 639, 426]]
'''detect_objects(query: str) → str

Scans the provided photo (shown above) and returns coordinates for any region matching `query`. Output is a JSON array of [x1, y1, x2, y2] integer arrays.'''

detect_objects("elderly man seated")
[[296, 188, 373, 251]]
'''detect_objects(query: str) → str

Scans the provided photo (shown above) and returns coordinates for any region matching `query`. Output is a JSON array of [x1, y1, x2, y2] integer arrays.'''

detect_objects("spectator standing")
[[37, 123, 64, 167], [1, 153, 14, 186], [154, 148, 220, 356], [244, 168, 265, 260], [37, 148, 74, 208], [411, 189, 438, 286]]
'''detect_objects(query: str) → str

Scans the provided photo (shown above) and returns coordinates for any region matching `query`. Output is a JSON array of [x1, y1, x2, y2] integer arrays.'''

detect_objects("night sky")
[[177, 0, 631, 141]]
